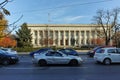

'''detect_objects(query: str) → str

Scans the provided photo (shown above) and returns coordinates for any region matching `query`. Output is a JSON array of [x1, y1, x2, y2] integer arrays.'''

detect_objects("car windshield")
[[59, 49, 76, 53], [1, 48, 8, 51], [0, 50, 9, 54]]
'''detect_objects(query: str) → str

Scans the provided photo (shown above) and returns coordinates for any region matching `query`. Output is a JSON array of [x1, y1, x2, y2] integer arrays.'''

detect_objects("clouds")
[[49, 8, 87, 23], [63, 16, 85, 23], [53, 14, 86, 23]]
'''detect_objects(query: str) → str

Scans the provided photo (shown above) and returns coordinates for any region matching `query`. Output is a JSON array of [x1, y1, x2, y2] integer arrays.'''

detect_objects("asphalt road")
[[0, 54, 120, 80]]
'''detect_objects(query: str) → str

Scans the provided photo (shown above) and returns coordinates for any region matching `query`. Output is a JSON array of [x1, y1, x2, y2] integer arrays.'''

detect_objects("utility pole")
[[47, 13, 51, 47]]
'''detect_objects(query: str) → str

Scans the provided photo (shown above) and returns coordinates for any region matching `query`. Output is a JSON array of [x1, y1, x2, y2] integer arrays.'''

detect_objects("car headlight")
[[11, 57, 16, 59]]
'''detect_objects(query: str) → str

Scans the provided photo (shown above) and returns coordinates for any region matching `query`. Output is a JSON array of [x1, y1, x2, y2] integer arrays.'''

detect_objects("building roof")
[[27, 24, 100, 27]]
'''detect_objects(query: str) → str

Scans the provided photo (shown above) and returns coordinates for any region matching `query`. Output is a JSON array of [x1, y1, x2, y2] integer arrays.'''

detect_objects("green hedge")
[[14, 47, 38, 52], [14, 46, 91, 52]]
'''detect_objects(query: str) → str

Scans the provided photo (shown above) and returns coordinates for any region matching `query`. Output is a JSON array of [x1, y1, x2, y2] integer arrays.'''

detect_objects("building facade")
[[27, 24, 100, 47]]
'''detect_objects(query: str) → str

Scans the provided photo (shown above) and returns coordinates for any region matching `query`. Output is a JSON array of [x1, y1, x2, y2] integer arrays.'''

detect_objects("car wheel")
[[103, 58, 111, 65], [3, 60, 9, 65], [69, 59, 78, 66], [38, 60, 47, 66]]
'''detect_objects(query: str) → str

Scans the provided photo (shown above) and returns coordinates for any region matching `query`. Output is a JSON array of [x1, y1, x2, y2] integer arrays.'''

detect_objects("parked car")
[[87, 46, 114, 57], [29, 48, 52, 57], [0, 49, 19, 65], [58, 48, 79, 56], [32, 50, 83, 66], [94, 47, 120, 65], [0, 48, 17, 55]]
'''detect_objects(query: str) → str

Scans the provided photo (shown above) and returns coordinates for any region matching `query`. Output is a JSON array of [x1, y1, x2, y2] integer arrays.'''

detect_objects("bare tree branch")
[[7, 15, 23, 33], [0, 0, 8, 9], [92, 8, 120, 45]]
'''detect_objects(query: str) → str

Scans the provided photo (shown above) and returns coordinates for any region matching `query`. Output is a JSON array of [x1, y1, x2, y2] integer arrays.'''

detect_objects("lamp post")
[[46, 13, 51, 47]]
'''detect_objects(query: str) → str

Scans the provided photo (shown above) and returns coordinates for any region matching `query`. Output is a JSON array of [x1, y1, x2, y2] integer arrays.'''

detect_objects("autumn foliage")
[[44, 38, 53, 46], [91, 38, 105, 45], [0, 12, 8, 38], [0, 36, 17, 48]]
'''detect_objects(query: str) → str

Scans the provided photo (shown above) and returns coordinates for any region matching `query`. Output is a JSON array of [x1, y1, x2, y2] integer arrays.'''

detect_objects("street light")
[[46, 13, 51, 47]]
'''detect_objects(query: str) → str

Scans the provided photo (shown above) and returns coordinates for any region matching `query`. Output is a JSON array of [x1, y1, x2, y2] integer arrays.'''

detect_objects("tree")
[[16, 23, 32, 48], [0, 0, 10, 16], [112, 31, 120, 47], [93, 8, 120, 46], [44, 38, 53, 46], [0, 12, 8, 38], [0, 0, 23, 38], [91, 38, 105, 46], [0, 36, 17, 48], [0, 0, 10, 38]]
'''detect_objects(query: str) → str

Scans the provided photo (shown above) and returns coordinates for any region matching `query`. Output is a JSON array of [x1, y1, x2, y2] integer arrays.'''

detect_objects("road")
[[0, 54, 120, 80]]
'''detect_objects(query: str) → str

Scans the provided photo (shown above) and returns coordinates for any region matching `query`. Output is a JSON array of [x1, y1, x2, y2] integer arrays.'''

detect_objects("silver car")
[[32, 51, 83, 66], [94, 47, 120, 65], [0, 48, 17, 55]]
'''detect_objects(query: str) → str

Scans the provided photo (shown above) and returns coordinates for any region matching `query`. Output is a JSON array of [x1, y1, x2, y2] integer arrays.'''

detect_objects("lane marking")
[[2, 66, 88, 70], [2, 67, 50, 70]]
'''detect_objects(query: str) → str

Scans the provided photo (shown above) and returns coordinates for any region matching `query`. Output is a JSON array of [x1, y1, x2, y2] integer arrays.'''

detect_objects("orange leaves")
[[91, 38, 105, 45], [0, 12, 8, 38], [0, 36, 17, 48], [0, 17, 7, 31]]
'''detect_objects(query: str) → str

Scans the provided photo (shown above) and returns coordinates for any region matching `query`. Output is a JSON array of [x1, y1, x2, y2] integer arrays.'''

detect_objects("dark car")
[[0, 50, 19, 65], [58, 48, 79, 56], [87, 46, 103, 57], [29, 48, 52, 57]]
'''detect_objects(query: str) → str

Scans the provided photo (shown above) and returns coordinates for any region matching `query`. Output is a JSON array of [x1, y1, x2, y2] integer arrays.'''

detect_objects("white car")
[[32, 50, 83, 66], [0, 48, 17, 55], [94, 47, 120, 65]]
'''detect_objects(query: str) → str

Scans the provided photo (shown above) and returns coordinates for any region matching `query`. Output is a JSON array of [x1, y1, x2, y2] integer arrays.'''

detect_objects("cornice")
[[27, 24, 101, 27]]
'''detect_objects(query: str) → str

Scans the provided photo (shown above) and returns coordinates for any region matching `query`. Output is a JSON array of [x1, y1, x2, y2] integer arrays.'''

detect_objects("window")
[[96, 49, 105, 53], [50, 31, 53, 38], [34, 31, 37, 36], [60, 31, 63, 39], [46, 52, 62, 57], [35, 38, 37, 44], [81, 31, 84, 37], [46, 52, 55, 56], [39, 31, 43, 37], [54, 52, 62, 57], [92, 31, 95, 37], [107, 49, 116, 53], [86, 31, 89, 38], [76, 31, 79, 36], [117, 48, 120, 53], [55, 31, 58, 38]]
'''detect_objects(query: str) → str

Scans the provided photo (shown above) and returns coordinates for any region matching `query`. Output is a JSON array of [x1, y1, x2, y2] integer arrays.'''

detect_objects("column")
[[84, 31, 86, 45], [95, 31, 97, 45], [68, 30, 71, 46], [58, 31, 60, 46], [78, 31, 81, 47], [31, 30, 35, 46], [63, 31, 65, 46], [47, 29, 50, 47], [42, 30, 45, 46], [89, 31, 91, 45], [53, 30, 55, 46], [35, 30, 38, 46], [37, 30, 40, 46], [74, 30, 76, 46]]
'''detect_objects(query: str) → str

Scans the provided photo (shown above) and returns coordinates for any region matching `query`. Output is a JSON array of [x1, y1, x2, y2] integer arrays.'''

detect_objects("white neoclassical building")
[[27, 24, 100, 47]]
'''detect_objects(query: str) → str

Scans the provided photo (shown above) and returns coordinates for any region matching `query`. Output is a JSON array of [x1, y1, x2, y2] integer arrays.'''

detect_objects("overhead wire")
[[13, 0, 113, 14]]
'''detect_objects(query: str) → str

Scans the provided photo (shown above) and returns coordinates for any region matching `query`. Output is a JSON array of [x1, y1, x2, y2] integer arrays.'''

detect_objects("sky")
[[2, 0, 120, 26]]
